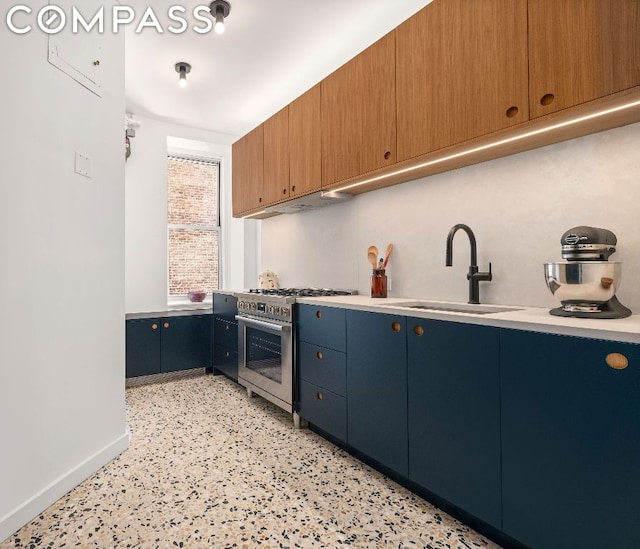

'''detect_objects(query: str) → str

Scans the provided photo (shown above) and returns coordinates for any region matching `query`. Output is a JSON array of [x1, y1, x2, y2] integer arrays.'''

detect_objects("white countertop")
[[295, 295, 640, 344], [126, 304, 213, 320]]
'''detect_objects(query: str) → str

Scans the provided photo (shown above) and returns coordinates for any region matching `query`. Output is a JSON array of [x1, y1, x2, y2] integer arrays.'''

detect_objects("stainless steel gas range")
[[235, 288, 356, 427]]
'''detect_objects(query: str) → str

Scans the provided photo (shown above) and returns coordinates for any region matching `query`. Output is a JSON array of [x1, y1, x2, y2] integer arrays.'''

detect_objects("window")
[[167, 155, 220, 297]]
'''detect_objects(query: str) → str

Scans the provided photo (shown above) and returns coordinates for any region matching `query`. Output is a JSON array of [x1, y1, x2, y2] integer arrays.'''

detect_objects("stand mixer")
[[544, 226, 632, 319]]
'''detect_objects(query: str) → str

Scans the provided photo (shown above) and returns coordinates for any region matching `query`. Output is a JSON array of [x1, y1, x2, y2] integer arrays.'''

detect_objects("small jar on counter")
[[371, 268, 388, 298]]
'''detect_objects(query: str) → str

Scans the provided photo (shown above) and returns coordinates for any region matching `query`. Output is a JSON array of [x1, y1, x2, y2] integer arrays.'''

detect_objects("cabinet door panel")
[[529, 0, 640, 118], [125, 319, 161, 378], [396, 0, 528, 161], [346, 311, 407, 475], [161, 315, 212, 373], [289, 85, 321, 196], [501, 329, 640, 549], [232, 125, 264, 215], [408, 319, 501, 529], [321, 32, 396, 186], [263, 107, 290, 204]]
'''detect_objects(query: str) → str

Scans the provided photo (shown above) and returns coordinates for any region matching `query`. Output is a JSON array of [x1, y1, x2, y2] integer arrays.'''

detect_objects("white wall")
[[124, 116, 257, 313], [0, 9, 128, 541], [261, 122, 640, 313]]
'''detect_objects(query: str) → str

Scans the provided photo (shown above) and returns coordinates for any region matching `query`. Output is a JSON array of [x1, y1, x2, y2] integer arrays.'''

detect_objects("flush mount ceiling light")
[[209, 0, 231, 34], [174, 62, 191, 88]]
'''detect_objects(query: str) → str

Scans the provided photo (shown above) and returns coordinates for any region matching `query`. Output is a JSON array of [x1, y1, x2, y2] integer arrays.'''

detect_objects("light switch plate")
[[75, 152, 91, 178]]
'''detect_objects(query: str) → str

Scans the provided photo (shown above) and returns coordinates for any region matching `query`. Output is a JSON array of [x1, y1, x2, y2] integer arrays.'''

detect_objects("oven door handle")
[[235, 315, 291, 332]]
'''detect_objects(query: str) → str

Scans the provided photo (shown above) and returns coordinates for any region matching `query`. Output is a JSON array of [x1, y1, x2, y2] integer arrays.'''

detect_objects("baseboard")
[[0, 428, 131, 543]]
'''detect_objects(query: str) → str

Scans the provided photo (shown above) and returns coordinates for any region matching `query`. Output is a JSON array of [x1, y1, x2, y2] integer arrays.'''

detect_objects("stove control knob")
[[238, 301, 244, 310], [267, 305, 275, 315], [251, 302, 257, 311], [281, 307, 290, 318], [274, 306, 281, 316]]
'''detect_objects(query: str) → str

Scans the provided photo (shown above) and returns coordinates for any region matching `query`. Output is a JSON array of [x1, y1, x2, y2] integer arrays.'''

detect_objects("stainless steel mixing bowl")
[[544, 262, 622, 305]]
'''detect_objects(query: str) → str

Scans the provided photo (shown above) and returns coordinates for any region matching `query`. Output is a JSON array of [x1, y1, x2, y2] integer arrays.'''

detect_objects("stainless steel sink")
[[379, 301, 522, 315]]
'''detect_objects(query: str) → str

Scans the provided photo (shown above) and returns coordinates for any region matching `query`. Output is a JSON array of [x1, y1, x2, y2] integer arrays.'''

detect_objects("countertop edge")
[[126, 307, 213, 320], [294, 296, 640, 344]]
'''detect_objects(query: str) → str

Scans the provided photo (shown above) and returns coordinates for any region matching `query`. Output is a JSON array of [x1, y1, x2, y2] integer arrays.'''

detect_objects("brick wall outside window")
[[167, 157, 219, 296]]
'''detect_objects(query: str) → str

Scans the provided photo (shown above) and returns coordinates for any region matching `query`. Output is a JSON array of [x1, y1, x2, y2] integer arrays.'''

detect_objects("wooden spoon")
[[367, 251, 378, 269], [382, 243, 394, 268], [367, 246, 379, 269]]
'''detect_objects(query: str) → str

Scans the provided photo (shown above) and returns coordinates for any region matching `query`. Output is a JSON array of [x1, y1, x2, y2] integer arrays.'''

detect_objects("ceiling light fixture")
[[174, 62, 191, 88], [209, 0, 231, 34]]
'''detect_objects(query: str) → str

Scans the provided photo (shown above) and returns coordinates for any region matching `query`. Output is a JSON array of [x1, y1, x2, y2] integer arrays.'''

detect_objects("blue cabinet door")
[[161, 315, 212, 373], [346, 310, 408, 475], [407, 319, 501, 529], [501, 329, 640, 549], [126, 318, 161, 377]]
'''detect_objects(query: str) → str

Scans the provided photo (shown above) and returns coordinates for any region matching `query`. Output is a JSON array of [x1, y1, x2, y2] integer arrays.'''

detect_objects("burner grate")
[[248, 288, 356, 297]]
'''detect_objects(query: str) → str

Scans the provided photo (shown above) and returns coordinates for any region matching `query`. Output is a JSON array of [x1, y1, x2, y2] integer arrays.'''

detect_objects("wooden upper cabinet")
[[322, 32, 396, 187], [529, 0, 640, 119], [263, 107, 290, 205], [396, 0, 529, 162], [232, 124, 264, 216], [289, 84, 322, 196]]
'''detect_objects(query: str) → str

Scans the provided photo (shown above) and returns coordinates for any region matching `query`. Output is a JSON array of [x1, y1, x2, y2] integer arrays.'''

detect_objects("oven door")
[[236, 315, 293, 411]]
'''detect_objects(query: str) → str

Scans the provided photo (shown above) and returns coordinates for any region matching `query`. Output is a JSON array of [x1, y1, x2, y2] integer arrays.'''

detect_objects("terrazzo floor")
[[2, 372, 503, 548]]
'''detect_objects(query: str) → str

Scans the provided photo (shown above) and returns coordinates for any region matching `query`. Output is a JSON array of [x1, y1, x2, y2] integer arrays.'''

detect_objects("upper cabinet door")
[[322, 32, 396, 187], [263, 107, 290, 205], [529, 0, 640, 119], [396, 0, 529, 162], [232, 125, 264, 216], [289, 84, 322, 196]]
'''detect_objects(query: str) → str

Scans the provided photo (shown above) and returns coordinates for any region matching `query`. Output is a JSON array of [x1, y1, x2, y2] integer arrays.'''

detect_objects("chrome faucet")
[[445, 224, 492, 304]]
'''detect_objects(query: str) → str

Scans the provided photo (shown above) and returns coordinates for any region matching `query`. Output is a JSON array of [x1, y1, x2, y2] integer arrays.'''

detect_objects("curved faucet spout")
[[446, 223, 477, 266], [445, 223, 492, 304]]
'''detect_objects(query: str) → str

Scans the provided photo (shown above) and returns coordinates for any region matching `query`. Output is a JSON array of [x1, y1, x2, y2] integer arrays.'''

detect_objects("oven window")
[[246, 326, 282, 383]]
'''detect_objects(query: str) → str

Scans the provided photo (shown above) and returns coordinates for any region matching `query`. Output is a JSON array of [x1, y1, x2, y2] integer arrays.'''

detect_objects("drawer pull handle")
[[151, 323, 158, 330], [225, 325, 230, 331], [316, 392, 323, 401], [391, 321, 401, 333], [316, 310, 322, 319], [225, 351, 230, 358], [384, 151, 391, 160], [163, 322, 170, 329], [506, 106, 519, 118], [413, 325, 424, 336], [316, 351, 323, 360], [606, 353, 628, 370]]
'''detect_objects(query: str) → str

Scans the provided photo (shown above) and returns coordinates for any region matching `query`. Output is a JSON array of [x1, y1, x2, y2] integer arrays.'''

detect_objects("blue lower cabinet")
[[160, 315, 212, 372], [346, 310, 408, 476], [299, 380, 347, 442], [126, 318, 161, 378], [407, 319, 502, 529], [126, 315, 212, 378], [213, 344, 238, 380], [501, 329, 640, 549]]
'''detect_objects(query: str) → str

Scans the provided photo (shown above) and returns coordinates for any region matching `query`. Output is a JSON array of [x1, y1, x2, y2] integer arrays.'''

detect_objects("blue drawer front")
[[298, 380, 347, 442], [298, 341, 346, 397], [214, 318, 238, 350], [214, 344, 238, 381], [297, 304, 346, 351]]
